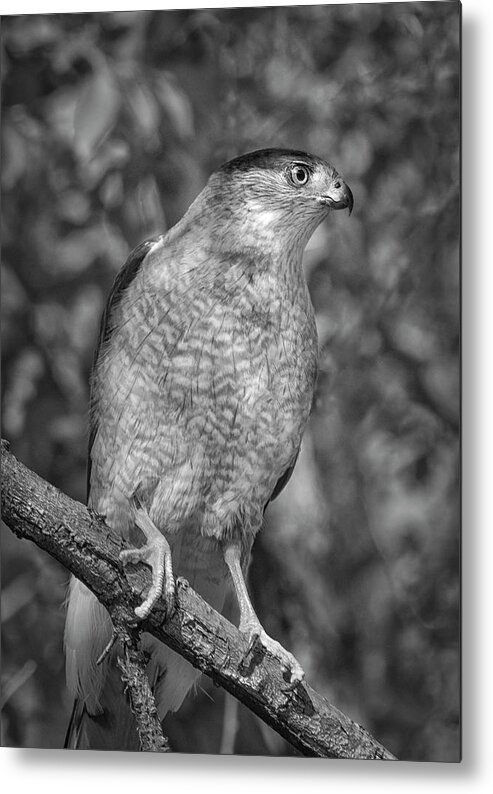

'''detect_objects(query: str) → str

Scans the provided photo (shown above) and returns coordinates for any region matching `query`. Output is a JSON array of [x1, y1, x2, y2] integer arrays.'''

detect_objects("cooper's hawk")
[[64, 148, 353, 750]]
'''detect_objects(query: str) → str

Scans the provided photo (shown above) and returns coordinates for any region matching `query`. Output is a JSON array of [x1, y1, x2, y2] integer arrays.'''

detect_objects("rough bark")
[[115, 627, 171, 752], [1, 439, 396, 760]]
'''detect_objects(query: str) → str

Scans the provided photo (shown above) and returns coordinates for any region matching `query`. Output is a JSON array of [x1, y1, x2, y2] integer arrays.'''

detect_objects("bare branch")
[[1, 439, 396, 760], [116, 624, 171, 752]]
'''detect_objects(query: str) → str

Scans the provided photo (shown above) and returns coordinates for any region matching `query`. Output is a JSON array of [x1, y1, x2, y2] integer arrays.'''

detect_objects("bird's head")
[[173, 148, 353, 272], [198, 149, 353, 256], [219, 149, 352, 211]]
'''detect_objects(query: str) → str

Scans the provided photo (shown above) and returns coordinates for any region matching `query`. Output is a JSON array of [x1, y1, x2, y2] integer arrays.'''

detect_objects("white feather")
[[142, 635, 201, 718], [64, 532, 226, 726], [64, 577, 112, 714]]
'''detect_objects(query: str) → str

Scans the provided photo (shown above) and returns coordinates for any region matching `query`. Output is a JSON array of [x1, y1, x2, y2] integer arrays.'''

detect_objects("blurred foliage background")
[[1, 2, 460, 760]]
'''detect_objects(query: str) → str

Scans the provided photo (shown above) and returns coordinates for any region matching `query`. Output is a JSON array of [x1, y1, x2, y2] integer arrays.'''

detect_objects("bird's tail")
[[64, 537, 228, 750], [64, 577, 140, 750], [64, 577, 112, 714], [64, 677, 140, 751]]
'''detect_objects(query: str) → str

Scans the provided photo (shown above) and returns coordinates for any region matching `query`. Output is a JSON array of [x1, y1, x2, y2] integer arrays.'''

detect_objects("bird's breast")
[[90, 258, 317, 538]]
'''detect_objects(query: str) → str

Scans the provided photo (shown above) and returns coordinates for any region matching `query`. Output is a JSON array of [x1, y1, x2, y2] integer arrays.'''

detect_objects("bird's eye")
[[289, 164, 310, 187]]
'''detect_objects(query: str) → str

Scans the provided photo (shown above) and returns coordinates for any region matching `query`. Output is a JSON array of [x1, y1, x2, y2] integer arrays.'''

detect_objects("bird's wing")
[[86, 236, 161, 500], [265, 448, 300, 508]]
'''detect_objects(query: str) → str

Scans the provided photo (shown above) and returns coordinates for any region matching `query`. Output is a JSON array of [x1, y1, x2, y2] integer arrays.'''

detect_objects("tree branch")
[[1, 439, 396, 760], [115, 625, 171, 752]]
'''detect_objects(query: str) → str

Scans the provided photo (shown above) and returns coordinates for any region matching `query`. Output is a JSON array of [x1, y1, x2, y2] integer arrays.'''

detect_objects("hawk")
[[64, 148, 353, 749]]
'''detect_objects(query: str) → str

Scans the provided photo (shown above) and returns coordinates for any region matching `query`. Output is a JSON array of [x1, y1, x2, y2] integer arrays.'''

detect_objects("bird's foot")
[[119, 507, 175, 620], [240, 619, 305, 689]]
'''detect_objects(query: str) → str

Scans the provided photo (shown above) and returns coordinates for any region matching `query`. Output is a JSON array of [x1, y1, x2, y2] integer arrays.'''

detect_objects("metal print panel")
[[1, 2, 460, 760]]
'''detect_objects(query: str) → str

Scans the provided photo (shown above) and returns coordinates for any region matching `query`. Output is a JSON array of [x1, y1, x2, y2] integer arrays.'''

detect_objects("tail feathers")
[[143, 635, 202, 720], [63, 579, 199, 750], [64, 698, 85, 750], [64, 642, 199, 750], [64, 676, 139, 751], [63, 539, 229, 749], [64, 577, 113, 714]]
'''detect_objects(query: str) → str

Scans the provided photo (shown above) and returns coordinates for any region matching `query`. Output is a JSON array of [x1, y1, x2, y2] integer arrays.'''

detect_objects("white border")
[[0, 0, 433, 12], [2, 1, 492, 792]]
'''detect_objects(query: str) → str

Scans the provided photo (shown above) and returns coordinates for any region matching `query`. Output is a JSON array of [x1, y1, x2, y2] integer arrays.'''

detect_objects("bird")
[[63, 147, 353, 750]]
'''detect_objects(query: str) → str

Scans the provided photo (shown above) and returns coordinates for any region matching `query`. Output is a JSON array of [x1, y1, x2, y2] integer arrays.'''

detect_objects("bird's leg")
[[223, 541, 304, 687], [119, 503, 175, 620]]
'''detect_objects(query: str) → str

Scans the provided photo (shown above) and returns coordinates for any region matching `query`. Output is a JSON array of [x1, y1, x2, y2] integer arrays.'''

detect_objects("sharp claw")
[[237, 630, 261, 675], [245, 630, 260, 657], [159, 576, 176, 620], [120, 548, 143, 565], [280, 666, 305, 691], [165, 589, 176, 619], [283, 657, 305, 684], [119, 523, 174, 620], [238, 623, 305, 686], [134, 601, 153, 620], [133, 573, 165, 620]]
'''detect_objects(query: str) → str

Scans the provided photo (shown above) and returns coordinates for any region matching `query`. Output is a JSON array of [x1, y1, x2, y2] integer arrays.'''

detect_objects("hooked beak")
[[319, 179, 354, 215]]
